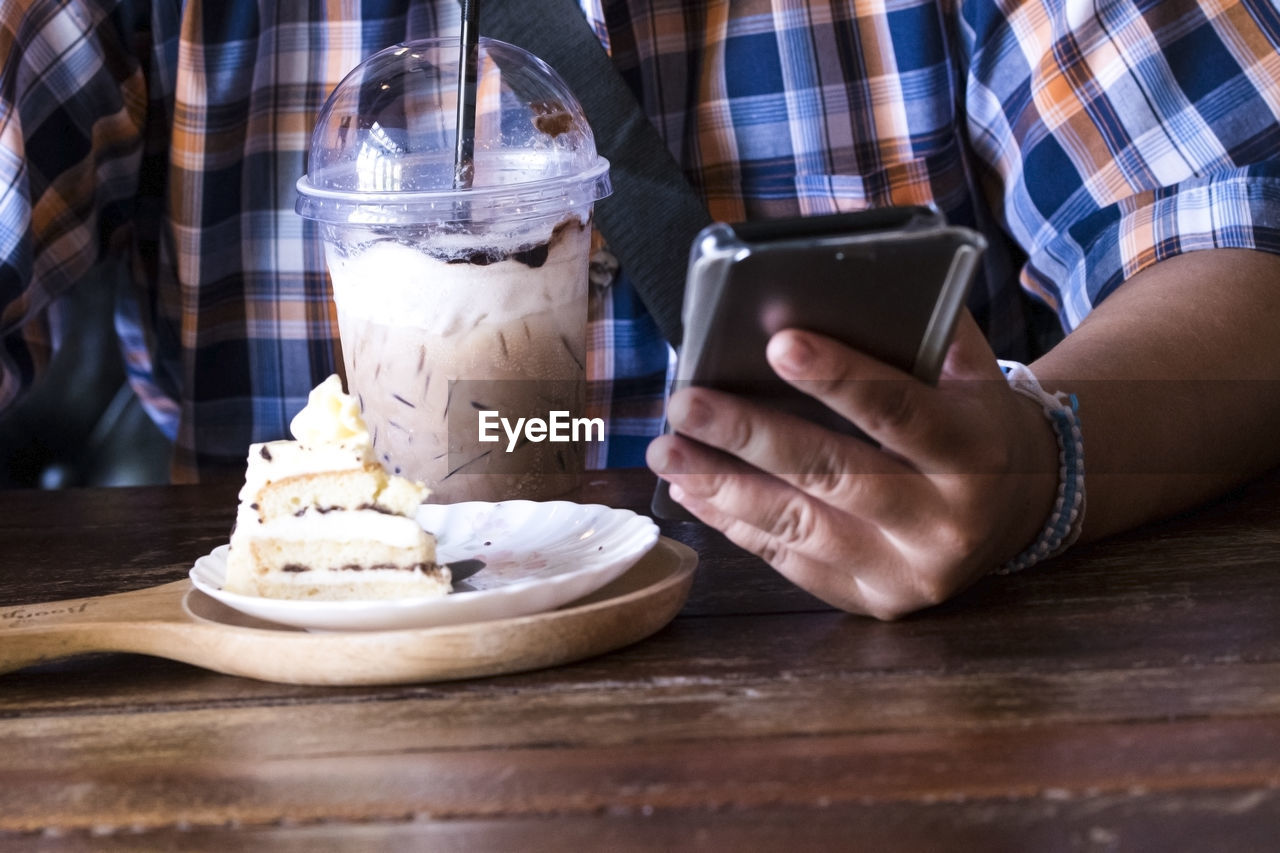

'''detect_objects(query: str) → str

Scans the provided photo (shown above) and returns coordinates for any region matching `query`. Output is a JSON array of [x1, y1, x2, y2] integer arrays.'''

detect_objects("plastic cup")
[[296, 38, 611, 502]]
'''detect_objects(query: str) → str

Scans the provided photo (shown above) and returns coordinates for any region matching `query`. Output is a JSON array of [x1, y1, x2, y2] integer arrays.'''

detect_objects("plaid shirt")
[[3, 0, 1279, 481]]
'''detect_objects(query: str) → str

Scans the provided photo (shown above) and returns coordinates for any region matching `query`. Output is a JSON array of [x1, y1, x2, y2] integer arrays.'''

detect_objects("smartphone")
[[651, 206, 986, 520]]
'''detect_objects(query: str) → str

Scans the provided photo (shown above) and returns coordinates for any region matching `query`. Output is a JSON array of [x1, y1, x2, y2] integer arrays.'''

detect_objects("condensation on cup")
[[296, 38, 611, 502]]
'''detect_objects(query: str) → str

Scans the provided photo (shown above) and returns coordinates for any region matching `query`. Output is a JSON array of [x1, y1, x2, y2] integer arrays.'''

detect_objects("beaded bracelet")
[[994, 360, 1086, 574]]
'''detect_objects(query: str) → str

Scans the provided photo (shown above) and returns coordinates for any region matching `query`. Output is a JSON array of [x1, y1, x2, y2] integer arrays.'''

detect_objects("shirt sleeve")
[[962, 0, 1280, 331], [0, 1, 146, 411]]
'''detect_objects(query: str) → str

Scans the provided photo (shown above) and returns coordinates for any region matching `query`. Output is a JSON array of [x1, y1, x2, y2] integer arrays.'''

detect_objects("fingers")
[[674, 491, 906, 618], [648, 431, 879, 563], [653, 389, 941, 538], [764, 314, 1002, 473], [647, 434, 921, 619]]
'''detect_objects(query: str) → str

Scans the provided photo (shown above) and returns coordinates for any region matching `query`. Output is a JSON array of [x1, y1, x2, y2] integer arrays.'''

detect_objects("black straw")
[[453, 0, 480, 189]]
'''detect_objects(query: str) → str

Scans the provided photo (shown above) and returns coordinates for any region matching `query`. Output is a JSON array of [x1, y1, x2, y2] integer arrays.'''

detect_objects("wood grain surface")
[[2, 469, 1280, 849]]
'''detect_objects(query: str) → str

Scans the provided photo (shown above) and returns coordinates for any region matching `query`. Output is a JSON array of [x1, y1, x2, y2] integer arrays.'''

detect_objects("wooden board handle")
[[0, 626, 103, 674], [0, 582, 189, 674]]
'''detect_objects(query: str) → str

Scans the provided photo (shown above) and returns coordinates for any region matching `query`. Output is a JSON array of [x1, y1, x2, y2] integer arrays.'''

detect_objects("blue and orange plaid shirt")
[[3, 0, 1279, 480]]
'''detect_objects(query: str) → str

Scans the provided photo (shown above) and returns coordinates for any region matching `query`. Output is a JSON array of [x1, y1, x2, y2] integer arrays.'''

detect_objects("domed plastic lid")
[[296, 37, 610, 227]]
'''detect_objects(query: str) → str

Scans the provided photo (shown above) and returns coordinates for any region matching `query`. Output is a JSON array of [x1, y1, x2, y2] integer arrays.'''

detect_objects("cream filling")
[[263, 568, 447, 586], [241, 510, 429, 550]]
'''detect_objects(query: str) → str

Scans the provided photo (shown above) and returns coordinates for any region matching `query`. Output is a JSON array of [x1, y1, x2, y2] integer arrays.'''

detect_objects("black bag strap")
[[482, 0, 712, 347]]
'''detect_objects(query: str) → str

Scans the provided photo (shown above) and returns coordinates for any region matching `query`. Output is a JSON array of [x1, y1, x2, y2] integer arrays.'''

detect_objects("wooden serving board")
[[0, 537, 697, 685]]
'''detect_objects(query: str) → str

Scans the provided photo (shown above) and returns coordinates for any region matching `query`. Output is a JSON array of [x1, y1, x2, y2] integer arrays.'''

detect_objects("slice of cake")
[[223, 375, 451, 600]]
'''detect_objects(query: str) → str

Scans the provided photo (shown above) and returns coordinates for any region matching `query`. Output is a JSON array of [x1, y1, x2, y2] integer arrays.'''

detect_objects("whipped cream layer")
[[253, 510, 429, 550], [326, 217, 590, 331]]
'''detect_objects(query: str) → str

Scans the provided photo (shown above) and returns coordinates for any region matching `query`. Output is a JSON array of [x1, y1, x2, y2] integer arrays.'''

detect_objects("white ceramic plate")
[[189, 501, 660, 632]]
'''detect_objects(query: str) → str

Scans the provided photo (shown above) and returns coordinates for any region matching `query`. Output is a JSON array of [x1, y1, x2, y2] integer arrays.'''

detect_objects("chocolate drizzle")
[[277, 562, 443, 574], [511, 243, 549, 268], [291, 503, 401, 518], [442, 217, 586, 269]]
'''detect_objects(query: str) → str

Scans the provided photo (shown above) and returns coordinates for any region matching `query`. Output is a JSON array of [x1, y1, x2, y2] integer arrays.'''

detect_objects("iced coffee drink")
[[329, 217, 590, 501], [296, 37, 611, 501]]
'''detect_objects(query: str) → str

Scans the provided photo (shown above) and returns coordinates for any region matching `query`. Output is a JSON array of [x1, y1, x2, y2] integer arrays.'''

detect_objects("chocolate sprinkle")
[[440, 216, 586, 268]]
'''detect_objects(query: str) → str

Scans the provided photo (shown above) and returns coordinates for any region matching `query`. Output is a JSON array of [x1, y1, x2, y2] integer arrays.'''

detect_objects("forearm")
[[1030, 248, 1280, 543]]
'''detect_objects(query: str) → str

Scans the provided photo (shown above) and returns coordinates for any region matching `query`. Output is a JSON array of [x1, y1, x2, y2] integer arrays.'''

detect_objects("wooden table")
[[2, 469, 1279, 849]]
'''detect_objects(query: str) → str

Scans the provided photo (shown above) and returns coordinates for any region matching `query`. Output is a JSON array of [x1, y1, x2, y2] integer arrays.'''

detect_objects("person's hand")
[[646, 312, 1061, 619]]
